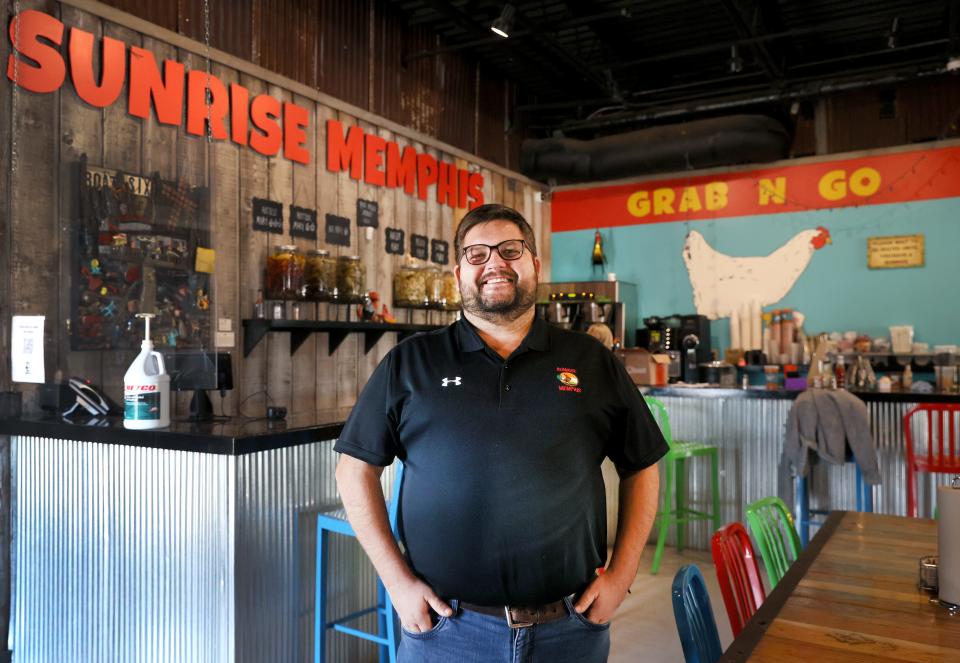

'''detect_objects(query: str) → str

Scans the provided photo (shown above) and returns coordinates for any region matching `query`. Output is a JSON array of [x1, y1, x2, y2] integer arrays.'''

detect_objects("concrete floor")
[[609, 546, 735, 663]]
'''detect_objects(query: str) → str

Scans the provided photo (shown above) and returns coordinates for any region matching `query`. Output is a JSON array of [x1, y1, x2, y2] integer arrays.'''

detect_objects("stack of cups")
[[939, 476, 960, 607]]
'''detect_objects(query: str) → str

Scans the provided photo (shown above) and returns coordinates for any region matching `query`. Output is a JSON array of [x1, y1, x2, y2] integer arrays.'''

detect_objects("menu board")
[[411, 234, 428, 260], [325, 214, 351, 247], [357, 199, 379, 228], [385, 227, 405, 255], [252, 198, 283, 234], [289, 206, 318, 240], [430, 239, 449, 265]]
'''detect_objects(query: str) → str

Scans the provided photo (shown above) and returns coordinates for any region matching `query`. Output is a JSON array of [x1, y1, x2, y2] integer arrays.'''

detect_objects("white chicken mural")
[[683, 226, 832, 320]]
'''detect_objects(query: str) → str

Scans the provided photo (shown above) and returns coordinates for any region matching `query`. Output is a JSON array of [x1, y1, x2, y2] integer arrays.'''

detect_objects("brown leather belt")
[[459, 598, 569, 628]]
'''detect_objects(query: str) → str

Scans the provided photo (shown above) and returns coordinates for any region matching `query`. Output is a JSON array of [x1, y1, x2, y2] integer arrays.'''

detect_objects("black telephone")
[[63, 378, 117, 417]]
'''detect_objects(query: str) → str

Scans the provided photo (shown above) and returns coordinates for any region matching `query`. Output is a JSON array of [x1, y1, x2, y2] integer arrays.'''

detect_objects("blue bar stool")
[[315, 463, 403, 663], [795, 459, 872, 546]]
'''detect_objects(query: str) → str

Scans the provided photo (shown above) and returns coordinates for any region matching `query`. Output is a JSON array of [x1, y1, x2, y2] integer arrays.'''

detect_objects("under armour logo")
[[441, 377, 462, 387]]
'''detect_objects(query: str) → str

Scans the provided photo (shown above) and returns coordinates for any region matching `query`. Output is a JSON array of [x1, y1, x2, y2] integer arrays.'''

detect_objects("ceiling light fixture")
[[728, 45, 743, 73], [491, 4, 516, 39]]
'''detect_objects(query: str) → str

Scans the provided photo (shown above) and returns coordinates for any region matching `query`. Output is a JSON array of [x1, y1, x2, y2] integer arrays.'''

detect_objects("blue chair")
[[671, 564, 723, 663], [795, 459, 873, 546], [315, 462, 403, 663]]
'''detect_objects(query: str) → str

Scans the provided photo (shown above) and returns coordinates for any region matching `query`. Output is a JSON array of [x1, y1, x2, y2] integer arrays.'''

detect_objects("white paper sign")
[[11, 315, 45, 383]]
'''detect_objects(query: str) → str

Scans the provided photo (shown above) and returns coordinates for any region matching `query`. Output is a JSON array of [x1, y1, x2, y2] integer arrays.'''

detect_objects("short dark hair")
[[454, 204, 538, 261]]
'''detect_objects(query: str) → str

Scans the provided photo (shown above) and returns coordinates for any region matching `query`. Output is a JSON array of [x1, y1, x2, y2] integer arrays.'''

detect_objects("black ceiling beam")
[[950, 0, 960, 55], [717, 0, 783, 81], [410, 0, 600, 97], [508, 6, 612, 96]]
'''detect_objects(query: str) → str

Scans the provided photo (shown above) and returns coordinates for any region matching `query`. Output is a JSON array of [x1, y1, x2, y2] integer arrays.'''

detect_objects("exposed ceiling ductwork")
[[520, 115, 790, 183]]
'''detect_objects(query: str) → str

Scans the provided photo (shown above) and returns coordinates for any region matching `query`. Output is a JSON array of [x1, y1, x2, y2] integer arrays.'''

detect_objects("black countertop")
[[0, 412, 347, 455], [642, 385, 960, 404]]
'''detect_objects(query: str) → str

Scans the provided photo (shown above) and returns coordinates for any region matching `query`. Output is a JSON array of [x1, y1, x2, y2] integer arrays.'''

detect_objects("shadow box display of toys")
[[71, 157, 212, 351]]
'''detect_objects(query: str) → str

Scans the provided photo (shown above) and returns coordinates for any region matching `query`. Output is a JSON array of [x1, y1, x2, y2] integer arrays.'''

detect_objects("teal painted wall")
[[551, 198, 960, 351]]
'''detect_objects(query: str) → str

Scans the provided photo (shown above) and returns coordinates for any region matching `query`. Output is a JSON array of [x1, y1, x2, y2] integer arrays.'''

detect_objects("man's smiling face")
[[455, 220, 541, 323]]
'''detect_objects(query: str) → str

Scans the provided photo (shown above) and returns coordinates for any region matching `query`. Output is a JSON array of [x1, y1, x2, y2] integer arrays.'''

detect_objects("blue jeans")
[[397, 597, 610, 663]]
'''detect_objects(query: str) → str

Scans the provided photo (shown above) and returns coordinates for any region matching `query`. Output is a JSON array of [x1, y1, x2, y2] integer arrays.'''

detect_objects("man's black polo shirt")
[[335, 316, 668, 606]]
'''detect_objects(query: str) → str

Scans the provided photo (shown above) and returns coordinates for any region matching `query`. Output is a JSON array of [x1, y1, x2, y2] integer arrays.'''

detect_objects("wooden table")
[[720, 511, 960, 662]]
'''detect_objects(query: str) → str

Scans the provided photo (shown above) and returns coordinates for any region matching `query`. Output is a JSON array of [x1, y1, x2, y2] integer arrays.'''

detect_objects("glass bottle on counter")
[[440, 270, 460, 310], [254, 289, 265, 319], [265, 245, 304, 300], [425, 266, 443, 308], [304, 249, 334, 301], [834, 355, 846, 389], [336, 255, 366, 303]]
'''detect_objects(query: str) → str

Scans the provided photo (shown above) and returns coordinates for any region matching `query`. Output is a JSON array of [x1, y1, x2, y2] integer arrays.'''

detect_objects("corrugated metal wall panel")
[[13, 435, 391, 663], [12, 436, 233, 662], [648, 396, 949, 551]]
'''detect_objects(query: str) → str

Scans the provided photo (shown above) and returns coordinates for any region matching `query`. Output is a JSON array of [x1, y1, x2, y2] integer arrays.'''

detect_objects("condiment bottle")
[[903, 364, 913, 390], [834, 355, 846, 389]]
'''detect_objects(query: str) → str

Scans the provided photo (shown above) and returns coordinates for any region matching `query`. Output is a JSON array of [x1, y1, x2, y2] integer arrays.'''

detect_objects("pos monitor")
[[163, 351, 233, 421]]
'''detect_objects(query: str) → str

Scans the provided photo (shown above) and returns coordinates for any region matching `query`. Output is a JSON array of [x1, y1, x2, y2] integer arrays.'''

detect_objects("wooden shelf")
[[241, 319, 442, 357]]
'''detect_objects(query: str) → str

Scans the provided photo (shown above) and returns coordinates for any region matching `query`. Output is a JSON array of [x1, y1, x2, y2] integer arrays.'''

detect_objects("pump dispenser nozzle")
[[136, 313, 156, 348]]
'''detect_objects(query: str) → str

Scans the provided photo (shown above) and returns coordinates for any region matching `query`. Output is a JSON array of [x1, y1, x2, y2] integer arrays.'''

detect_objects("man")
[[335, 204, 667, 662]]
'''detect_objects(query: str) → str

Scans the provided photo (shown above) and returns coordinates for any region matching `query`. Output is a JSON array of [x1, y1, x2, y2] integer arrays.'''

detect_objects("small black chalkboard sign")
[[357, 199, 379, 228], [430, 239, 449, 265], [385, 227, 405, 255], [411, 234, 429, 260], [253, 198, 283, 234], [290, 206, 318, 240], [325, 214, 351, 247]]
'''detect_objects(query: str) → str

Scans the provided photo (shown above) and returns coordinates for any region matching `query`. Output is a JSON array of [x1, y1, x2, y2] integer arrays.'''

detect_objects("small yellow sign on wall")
[[867, 234, 924, 269]]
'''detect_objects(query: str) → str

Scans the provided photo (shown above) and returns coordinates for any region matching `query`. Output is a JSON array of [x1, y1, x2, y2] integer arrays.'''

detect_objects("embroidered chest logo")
[[441, 377, 462, 387], [556, 368, 582, 393]]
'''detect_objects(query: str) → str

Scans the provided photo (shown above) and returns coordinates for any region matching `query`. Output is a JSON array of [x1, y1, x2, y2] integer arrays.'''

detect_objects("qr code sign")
[[22, 337, 33, 354]]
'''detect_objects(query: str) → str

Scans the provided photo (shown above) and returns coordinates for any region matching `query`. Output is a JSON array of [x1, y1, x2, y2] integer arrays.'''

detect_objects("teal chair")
[[646, 396, 721, 575], [315, 463, 403, 663], [744, 496, 802, 588]]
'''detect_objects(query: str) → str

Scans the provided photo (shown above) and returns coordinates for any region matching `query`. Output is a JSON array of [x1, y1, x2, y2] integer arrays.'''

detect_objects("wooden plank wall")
[[1, 1, 550, 417]]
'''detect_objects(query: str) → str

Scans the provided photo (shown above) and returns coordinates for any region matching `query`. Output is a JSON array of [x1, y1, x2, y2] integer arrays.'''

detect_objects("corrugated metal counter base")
[[641, 395, 955, 552], [11, 435, 393, 663]]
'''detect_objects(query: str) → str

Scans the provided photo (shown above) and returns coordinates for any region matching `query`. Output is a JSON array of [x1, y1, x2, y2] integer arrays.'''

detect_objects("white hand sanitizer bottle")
[[123, 313, 170, 429]]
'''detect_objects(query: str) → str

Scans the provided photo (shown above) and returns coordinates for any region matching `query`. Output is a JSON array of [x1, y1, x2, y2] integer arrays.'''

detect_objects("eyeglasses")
[[460, 239, 528, 265]]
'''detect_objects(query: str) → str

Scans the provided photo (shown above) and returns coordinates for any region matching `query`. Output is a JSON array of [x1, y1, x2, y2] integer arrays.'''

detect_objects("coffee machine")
[[638, 313, 711, 382], [536, 281, 637, 346]]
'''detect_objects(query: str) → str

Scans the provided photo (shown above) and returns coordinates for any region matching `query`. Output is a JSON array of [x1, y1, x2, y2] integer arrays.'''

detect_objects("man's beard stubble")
[[460, 269, 537, 323]]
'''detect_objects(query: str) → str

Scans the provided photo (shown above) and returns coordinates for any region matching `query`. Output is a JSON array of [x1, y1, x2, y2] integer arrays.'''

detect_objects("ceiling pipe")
[[557, 63, 949, 133]]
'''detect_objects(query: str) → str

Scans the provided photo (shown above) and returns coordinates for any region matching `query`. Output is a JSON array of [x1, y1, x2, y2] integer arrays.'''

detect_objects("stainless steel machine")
[[535, 280, 638, 347]]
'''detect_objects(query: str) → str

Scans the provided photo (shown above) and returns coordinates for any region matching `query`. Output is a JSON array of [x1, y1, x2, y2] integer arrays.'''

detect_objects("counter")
[[634, 386, 959, 551], [0, 414, 386, 663]]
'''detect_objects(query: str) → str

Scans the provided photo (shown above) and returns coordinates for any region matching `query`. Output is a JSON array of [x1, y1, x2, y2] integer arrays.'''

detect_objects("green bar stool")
[[646, 396, 722, 575]]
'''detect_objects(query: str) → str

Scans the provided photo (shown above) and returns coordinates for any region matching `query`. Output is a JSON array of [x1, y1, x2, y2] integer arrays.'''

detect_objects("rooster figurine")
[[591, 229, 606, 273]]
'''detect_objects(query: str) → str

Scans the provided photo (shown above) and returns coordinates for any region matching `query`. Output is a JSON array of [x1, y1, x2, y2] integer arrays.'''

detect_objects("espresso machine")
[[638, 313, 711, 382], [536, 281, 637, 347]]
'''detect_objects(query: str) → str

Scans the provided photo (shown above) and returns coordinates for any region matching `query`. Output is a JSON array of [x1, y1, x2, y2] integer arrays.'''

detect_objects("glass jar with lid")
[[440, 270, 460, 310], [336, 255, 366, 303], [393, 264, 427, 307], [424, 267, 443, 308], [304, 249, 335, 301], [265, 245, 304, 300]]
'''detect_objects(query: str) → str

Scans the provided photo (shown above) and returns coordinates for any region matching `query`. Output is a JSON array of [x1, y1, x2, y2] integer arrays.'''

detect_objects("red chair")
[[904, 404, 960, 518], [710, 522, 766, 637]]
